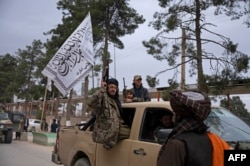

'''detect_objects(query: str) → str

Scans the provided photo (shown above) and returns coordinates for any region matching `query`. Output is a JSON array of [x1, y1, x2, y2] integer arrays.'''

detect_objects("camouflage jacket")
[[87, 88, 122, 148]]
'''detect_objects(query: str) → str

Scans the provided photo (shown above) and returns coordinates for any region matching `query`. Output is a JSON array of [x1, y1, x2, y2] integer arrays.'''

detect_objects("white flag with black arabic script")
[[42, 12, 94, 96]]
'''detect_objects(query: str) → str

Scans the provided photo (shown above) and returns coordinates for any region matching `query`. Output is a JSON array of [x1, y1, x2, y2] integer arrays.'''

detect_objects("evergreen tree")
[[146, 75, 159, 88], [0, 54, 17, 103], [44, 0, 145, 79], [15, 40, 45, 101], [143, 0, 250, 92], [220, 96, 250, 125]]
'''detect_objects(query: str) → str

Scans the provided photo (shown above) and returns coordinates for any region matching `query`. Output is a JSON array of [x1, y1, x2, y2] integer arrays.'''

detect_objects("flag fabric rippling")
[[42, 12, 94, 96]]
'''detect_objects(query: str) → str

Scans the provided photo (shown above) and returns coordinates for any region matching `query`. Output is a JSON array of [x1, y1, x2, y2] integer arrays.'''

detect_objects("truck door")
[[96, 140, 132, 166], [95, 107, 136, 166], [128, 108, 172, 166]]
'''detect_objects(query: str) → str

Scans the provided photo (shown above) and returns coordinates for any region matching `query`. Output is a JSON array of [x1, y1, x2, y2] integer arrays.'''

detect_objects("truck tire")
[[74, 158, 90, 166], [5, 130, 13, 143]]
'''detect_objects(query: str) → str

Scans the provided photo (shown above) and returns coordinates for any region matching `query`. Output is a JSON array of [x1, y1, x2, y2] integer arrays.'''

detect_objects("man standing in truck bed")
[[87, 78, 130, 150], [130, 75, 151, 102]]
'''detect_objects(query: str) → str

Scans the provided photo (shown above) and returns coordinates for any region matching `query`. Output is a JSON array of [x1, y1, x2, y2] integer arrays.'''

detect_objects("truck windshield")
[[205, 107, 250, 142]]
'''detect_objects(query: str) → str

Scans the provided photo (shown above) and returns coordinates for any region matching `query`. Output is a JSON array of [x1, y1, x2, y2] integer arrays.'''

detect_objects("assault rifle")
[[123, 77, 127, 102], [78, 114, 95, 131], [81, 62, 109, 131], [102, 63, 109, 85]]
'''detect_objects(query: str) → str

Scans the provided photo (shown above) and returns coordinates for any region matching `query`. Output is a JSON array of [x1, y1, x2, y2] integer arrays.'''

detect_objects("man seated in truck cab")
[[153, 113, 174, 140], [140, 108, 174, 141]]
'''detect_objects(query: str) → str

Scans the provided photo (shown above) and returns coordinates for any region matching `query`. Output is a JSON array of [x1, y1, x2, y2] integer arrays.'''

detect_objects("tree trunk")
[[195, 0, 208, 93], [181, 28, 186, 90]]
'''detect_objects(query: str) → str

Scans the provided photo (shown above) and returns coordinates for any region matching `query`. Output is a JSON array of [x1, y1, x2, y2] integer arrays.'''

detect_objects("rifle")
[[102, 62, 109, 84], [123, 77, 127, 102], [78, 114, 96, 131], [81, 62, 109, 131]]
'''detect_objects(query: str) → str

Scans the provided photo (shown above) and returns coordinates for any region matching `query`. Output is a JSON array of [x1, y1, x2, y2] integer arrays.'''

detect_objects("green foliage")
[[162, 90, 170, 101], [0, 54, 17, 103], [161, 79, 178, 101], [220, 96, 250, 125], [15, 40, 45, 101], [143, 0, 250, 92], [0, 0, 146, 104], [146, 75, 159, 88], [45, 0, 145, 75]]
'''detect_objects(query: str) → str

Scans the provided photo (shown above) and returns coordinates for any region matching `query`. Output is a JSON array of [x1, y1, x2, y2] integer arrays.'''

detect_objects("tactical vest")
[[176, 132, 212, 166]]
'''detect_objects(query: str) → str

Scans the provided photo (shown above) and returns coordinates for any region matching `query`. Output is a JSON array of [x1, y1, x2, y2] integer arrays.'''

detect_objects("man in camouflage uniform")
[[87, 78, 130, 150]]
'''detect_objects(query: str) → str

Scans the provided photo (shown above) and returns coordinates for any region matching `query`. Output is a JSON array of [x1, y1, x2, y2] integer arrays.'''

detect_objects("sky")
[[0, 0, 250, 110]]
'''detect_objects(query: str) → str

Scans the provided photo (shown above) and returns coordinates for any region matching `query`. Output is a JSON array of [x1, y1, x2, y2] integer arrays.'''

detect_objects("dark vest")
[[176, 132, 212, 166]]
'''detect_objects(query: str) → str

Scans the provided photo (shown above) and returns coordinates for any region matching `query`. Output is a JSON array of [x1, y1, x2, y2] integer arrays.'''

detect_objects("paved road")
[[0, 132, 62, 166]]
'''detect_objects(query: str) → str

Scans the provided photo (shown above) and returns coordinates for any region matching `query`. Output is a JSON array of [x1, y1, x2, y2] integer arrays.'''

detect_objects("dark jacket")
[[130, 85, 151, 102], [51, 122, 58, 133], [157, 132, 212, 166]]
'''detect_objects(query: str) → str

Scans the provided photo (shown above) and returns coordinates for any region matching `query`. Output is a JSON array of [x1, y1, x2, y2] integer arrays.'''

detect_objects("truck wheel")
[[5, 130, 13, 143], [74, 158, 90, 166]]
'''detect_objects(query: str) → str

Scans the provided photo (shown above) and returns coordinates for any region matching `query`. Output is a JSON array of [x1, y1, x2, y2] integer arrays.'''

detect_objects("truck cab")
[[53, 102, 174, 166], [0, 110, 13, 143], [52, 101, 250, 166], [93, 102, 173, 166]]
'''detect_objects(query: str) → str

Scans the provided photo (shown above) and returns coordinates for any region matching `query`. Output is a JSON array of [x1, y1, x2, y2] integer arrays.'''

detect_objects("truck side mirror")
[[156, 129, 173, 144]]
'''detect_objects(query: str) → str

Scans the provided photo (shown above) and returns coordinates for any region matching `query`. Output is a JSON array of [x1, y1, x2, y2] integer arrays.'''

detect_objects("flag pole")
[[41, 77, 51, 122], [41, 86, 48, 122]]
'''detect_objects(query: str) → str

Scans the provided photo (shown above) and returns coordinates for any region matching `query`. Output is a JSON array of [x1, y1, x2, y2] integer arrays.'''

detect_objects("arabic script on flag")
[[42, 12, 94, 96]]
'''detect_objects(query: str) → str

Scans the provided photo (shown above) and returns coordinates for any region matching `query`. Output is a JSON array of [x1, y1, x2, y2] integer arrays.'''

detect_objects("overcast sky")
[[0, 0, 250, 109]]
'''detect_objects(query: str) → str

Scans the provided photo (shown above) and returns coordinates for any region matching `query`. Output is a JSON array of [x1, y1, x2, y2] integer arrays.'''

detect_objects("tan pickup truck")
[[51, 101, 250, 166]]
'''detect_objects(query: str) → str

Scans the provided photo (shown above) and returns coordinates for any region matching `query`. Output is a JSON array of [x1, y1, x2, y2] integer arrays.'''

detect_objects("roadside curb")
[[32, 132, 56, 146]]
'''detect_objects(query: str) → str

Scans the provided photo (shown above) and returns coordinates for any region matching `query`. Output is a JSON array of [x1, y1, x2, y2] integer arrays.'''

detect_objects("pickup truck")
[[52, 101, 250, 166]]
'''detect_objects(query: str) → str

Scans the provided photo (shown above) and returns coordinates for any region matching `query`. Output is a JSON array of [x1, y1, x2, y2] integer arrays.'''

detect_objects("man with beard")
[[87, 78, 130, 150], [157, 90, 229, 166]]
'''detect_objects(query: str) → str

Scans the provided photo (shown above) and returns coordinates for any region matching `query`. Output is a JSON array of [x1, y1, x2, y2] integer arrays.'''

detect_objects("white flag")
[[42, 12, 94, 96], [46, 77, 52, 91]]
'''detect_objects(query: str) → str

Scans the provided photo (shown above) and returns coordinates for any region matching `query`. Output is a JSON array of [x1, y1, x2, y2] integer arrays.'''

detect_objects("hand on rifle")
[[101, 81, 107, 88]]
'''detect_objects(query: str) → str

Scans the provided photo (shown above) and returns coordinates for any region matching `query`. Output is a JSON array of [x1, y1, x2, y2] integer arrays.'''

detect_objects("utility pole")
[[181, 28, 186, 90], [114, 44, 116, 78]]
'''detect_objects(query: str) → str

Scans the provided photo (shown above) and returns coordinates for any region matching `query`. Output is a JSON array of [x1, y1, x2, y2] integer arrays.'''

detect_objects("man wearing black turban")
[[86, 78, 130, 150], [157, 90, 229, 166]]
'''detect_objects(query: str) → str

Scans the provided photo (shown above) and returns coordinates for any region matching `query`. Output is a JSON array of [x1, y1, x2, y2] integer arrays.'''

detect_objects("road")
[[0, 132, 62, 166]]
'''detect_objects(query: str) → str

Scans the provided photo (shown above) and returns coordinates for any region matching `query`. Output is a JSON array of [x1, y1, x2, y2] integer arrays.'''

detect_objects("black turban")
[[107, 78, 119, 87]]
